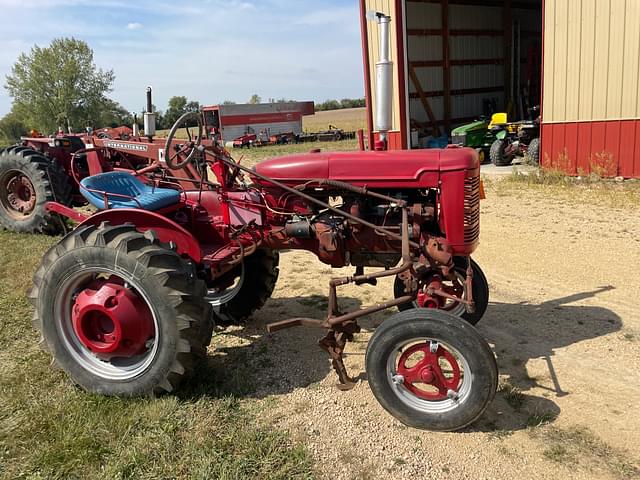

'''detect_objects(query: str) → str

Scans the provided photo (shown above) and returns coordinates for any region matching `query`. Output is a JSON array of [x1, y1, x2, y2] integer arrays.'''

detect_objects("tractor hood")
[[451, 120, 488, 135], [252, 148, 478, 189]]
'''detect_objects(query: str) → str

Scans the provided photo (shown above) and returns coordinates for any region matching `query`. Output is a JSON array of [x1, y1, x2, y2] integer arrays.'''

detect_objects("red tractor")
[[0, 88, 211, 234], [27, 107, 497, 432]]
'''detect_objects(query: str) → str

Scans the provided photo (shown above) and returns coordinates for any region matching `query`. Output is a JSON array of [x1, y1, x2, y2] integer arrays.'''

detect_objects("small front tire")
[[394, 256, 489, 325], [366, 309, 498, 431]]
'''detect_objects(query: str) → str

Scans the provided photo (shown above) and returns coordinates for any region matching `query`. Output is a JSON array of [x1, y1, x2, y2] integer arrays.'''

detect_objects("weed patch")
[[530, 425, 639, 478]]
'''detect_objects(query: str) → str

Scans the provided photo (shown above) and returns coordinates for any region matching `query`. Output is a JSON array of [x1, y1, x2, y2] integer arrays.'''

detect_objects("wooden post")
[[408, 64, 440, 137]]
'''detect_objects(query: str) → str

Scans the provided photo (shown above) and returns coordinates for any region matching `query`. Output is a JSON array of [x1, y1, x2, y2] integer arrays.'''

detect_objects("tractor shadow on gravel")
[[178, 294, 363, 400], [473, 285, 622, 433], [178, 287, 621, 436]]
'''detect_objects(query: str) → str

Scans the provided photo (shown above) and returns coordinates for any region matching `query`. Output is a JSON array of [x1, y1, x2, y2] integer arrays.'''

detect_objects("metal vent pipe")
[[368, 11, 393, 148], [143, 86, 156, 139]]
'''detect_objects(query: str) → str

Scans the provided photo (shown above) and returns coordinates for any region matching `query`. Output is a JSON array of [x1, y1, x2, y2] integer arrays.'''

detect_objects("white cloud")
[[0, 0, 364, 117]]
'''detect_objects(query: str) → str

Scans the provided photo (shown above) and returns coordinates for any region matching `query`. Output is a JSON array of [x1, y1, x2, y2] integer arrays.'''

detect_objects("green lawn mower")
[[450, 119, 495, 164]]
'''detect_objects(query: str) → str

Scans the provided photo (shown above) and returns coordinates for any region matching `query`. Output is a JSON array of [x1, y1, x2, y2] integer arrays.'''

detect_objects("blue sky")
[[0, 0, 363, 116]]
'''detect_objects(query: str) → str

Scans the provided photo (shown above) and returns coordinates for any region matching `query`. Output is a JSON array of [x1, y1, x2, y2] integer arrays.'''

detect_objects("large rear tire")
[[490, 139, 513, 166], [0, 146, 72, 234], [526, 137, 540, 164], [394, 256, 489, 325], [29, 223, 213, 395], [207, 249, 279, 324], [366, 309, 498, 431]]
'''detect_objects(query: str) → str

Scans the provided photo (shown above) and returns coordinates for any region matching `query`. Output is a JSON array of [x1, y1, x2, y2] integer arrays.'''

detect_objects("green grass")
[[0, 230, 314, 480], [530, 425, 639, 478]]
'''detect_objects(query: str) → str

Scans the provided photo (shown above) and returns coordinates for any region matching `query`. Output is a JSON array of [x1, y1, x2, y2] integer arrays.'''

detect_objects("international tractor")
[[25, 13, 498, 432]]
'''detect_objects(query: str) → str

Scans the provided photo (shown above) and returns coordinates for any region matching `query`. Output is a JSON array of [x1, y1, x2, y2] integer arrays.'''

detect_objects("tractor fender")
[[79, 209, 202, 262]]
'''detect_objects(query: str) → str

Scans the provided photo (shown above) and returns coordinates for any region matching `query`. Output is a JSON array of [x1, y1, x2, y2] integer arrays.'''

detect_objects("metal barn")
[[360, 0, 640, 178], [203, 101, 315, 142]]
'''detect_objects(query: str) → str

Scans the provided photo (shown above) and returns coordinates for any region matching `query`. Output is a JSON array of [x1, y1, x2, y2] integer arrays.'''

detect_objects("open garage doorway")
[[404, 0, 543, 149]]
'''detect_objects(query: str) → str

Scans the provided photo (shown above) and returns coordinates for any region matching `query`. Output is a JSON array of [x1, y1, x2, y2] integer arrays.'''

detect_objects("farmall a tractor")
[[26, 13, 497, 432]]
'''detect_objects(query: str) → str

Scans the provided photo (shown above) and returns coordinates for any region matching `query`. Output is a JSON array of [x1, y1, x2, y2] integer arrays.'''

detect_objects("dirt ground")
[[211, 182, 640, 479]]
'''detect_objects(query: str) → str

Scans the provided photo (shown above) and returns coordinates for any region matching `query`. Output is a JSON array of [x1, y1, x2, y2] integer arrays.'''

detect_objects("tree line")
[[315, 98, 365, 111]]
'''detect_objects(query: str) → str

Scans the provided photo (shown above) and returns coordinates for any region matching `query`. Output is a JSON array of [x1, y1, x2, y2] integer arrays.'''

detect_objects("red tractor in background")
[[0, 88, 216, 235]]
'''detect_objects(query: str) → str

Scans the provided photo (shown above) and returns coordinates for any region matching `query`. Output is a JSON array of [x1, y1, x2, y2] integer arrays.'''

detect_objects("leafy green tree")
[[164, 96, 200, 128], [0, 108, 28, 144], [164, 95, 187, 127], [5, 37, 115, 133], [96, 99, 130, 128], [222, 100, 236, 105], [248, 94, 261, 104], [185, 100, 200, 113]]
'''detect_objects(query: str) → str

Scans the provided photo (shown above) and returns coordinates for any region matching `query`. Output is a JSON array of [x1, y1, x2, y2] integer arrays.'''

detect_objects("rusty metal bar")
[[295, 178, 407, 207], [215, 155, 422, 250], [266, 318, 324, 333], [326, 296, 414, 327]]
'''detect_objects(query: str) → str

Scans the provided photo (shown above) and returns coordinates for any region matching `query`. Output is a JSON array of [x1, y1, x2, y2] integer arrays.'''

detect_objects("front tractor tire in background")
[[29, 223, 213, 396], [366, 309, 498, 431], [526, 137, 540, 165], [0, 146, 71, 234], [208, 249, 279, 325], [394, 256, 489, 325], [490, 139, 513, 166]]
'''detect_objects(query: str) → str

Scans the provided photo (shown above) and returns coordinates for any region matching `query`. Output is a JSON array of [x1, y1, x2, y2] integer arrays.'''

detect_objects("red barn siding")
[[541, 120, 640, 177]]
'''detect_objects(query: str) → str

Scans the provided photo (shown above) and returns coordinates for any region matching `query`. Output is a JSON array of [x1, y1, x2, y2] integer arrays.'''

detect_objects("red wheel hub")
[[415, 274, 464, 311], [416, 275, 445, 309], [1, 172, 36, 218], [397, 342, 461, 400], [72, 278, 154, 359]]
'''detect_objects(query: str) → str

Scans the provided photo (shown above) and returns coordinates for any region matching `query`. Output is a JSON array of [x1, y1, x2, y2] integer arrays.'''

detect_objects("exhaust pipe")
[[367, 11, 393, 150], [144, 86, 156, 140], [132, 113, 140, 137]]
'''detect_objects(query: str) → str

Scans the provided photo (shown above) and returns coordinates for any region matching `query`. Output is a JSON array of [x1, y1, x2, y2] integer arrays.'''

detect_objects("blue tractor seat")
[[80, 171, 180, 211]]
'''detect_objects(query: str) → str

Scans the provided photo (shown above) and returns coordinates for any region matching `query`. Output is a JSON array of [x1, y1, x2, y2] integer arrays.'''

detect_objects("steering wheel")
[[164, 111, 203, 170]]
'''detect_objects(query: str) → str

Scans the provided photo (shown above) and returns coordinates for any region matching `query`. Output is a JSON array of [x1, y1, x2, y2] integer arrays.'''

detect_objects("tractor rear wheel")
[[0, 146, 71, 234], [526, 137, 540, 164], [366, 309, 498, 431], [394, 256, 489, 325], [489, 139, 513, 166], [207, 249, 279, 325], [29, 223, 213, 396]]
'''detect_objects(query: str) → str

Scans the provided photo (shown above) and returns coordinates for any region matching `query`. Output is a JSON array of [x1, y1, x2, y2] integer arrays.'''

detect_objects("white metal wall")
[[543, 0, 640, 122]]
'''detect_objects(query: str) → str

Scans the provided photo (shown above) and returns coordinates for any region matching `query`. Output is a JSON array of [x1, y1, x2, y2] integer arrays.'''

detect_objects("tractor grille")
[[463, 173, 480, 244]]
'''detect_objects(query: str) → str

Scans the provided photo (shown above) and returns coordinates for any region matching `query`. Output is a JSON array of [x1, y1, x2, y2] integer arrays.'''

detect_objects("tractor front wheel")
[[394, 256, 489, 325], [489, 139, 513, 166], [366, 309, 498, 431], [207, 249, 279, 324], [0, 146, 71, 234], [29, 223, 213, 395]]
